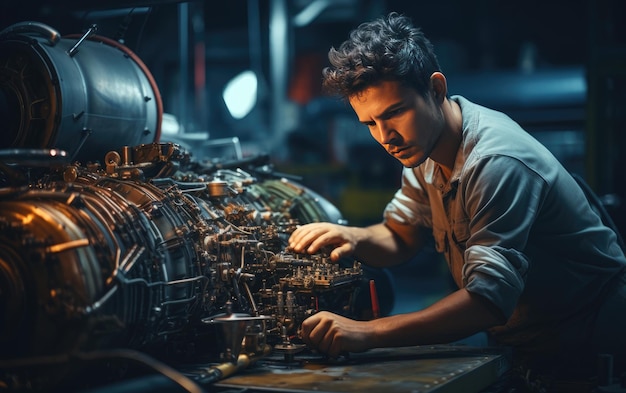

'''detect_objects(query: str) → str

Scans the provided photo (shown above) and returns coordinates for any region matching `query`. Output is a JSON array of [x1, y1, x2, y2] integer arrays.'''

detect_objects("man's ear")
[[430, 72, 447, 103]]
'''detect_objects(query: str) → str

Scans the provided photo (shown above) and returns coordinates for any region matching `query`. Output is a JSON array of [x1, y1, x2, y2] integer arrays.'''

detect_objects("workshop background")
[[1, 0, 625, 324]]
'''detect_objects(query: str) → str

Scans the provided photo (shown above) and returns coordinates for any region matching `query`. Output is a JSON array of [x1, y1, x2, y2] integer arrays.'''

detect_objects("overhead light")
[[223, 70, 258, 120]]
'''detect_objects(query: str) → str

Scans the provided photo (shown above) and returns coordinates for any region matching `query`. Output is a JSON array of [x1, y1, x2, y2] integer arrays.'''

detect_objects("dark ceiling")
[[0, 0, 609, 70]]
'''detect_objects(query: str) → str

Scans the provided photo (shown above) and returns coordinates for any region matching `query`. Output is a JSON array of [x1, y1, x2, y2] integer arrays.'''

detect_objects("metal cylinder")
[[0, 22, 162, 164]]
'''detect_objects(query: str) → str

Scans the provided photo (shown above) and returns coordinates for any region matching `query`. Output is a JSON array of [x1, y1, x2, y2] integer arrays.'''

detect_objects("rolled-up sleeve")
[[464, 246, 529, 318], [383, 152, 551, 320], [460, 154, 548, 318]]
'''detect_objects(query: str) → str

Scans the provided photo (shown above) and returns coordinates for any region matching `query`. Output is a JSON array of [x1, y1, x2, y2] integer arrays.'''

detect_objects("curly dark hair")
[[322, 12, 441, 99]]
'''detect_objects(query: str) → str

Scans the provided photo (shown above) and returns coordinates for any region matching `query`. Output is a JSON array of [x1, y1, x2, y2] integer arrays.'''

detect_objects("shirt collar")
[[421, 139, 464, 190]]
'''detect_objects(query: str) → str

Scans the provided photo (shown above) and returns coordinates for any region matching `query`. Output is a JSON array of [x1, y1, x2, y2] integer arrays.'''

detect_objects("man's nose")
[[376, 121, 396, 144]]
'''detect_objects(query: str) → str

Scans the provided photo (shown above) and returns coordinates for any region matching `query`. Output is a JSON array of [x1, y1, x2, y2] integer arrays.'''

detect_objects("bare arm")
[[300, 288, 505, 358], [288, 220, 425, 267]]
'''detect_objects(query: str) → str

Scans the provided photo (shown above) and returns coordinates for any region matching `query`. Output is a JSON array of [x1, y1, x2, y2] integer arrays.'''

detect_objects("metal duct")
[[0, 21, 162, 163]]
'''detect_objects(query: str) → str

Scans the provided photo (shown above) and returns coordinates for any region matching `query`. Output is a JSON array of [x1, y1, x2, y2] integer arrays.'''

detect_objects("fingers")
[[300, 312, 325, 347], [300, 312, 344, 358], [329, 243, 352, 262], [289, 224, 329, 253], [288, 223, 353, 260]]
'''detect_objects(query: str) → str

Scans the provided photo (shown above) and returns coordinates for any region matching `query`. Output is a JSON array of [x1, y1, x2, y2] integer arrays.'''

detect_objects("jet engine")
[[0, 22, 364, 392], [0, 142, 364, 391]]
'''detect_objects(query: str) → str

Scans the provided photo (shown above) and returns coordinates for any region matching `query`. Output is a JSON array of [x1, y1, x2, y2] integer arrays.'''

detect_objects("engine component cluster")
[[0, 143, 363, 389], [0, 22, 365, 391]]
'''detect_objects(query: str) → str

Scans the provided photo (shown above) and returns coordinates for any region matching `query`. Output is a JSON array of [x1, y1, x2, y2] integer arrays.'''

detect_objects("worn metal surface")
[[215, 345, 510, 393]]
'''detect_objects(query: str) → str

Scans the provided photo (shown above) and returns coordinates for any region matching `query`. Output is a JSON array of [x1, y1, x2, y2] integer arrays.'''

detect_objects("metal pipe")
[[178, 2, 189, 133], [269, 0, 289, 158]]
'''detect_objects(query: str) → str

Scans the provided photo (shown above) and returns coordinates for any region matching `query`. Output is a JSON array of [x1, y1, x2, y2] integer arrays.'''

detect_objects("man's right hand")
[[288, 222, 357, 261]]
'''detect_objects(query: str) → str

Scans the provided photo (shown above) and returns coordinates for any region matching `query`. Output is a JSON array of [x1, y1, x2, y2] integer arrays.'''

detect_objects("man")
[[288, 11, 626, 384]]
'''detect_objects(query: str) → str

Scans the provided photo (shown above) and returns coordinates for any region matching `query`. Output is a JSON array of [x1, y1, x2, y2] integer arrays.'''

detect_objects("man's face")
[[349, 80, 445, 168]]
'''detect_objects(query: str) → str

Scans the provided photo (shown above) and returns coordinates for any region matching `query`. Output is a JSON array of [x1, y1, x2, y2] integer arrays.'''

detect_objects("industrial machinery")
[[0, 141, 366, 391], [0, 22, 365, 392]]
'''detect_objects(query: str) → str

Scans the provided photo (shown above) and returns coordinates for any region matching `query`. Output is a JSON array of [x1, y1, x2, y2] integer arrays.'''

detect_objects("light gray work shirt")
[[383, 95, 626, 353]]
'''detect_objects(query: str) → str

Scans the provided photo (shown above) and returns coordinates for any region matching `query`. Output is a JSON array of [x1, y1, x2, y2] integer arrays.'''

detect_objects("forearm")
[[367, 289, 505, 348], [299, 289, 505, 358], [352, 222, 424, 267]]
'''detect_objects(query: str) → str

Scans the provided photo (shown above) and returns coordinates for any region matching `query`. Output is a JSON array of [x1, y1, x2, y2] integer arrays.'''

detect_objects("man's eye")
[[387, 108, 403, 118]]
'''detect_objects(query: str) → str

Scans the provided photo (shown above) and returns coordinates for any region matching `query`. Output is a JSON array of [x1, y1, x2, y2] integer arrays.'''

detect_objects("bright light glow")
[[21, 213, 34, 225], [223, 70, 258, 119], [292, 0, 331, 27]]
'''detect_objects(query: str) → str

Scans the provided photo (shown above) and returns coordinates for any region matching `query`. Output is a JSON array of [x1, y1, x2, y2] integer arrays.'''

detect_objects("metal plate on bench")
[[215, 345, 510, 393]]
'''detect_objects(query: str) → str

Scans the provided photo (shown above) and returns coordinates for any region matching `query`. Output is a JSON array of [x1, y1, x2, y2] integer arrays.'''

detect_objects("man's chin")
[[398, 156, 426, 168]]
